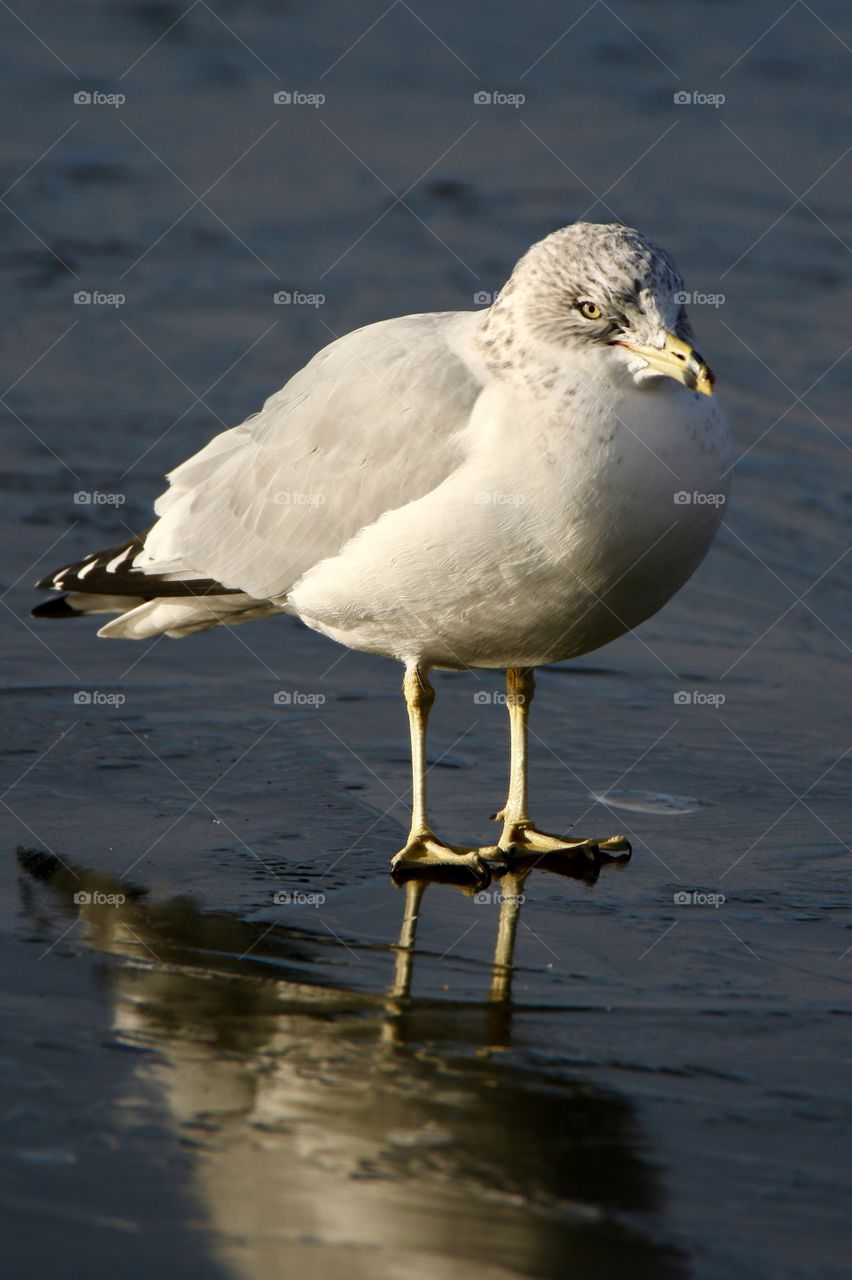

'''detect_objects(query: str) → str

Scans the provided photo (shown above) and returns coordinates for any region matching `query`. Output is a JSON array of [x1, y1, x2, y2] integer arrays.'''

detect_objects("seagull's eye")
[[577, 300, 602, 321]]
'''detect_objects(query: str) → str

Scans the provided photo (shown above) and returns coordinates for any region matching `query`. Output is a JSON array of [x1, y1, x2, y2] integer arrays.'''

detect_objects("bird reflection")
[[18, 847, 685, 1280]]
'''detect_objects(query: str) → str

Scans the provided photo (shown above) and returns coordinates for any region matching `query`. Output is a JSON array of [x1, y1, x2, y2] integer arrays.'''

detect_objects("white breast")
[[288, 368, 731, 670]]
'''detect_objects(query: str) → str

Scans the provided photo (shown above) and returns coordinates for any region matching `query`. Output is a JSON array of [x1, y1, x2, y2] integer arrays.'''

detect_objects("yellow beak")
[[616, 331, 715, 396]]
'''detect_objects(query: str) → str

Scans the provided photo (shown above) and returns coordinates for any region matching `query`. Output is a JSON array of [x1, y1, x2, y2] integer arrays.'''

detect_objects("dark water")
[[1, 2, 851, 1277]]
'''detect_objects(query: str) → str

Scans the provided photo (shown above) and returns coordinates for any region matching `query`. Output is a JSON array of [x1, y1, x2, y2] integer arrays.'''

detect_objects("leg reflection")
[[388, 846, 631, 1025], [389, 877, 426, 1002], [489, 868, 529, 1004]]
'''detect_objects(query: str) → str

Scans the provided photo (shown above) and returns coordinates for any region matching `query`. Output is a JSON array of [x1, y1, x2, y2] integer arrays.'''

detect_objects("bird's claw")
[[487, 820, 631, 862], [390, 833, 494, 887]]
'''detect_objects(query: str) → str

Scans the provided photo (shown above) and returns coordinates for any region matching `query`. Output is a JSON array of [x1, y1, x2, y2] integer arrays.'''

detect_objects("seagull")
[[34, 222, 730, 883]]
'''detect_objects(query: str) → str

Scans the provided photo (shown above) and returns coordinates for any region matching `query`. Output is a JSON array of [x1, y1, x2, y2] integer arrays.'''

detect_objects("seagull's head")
[[483, 222, 715, 398]]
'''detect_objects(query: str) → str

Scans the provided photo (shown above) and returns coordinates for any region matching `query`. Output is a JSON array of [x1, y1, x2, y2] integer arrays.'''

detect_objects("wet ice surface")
[[2, 2, 852, 1278]]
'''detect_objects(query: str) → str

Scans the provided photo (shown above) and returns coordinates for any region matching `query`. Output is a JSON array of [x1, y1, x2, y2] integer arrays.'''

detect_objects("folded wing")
[[136, 310, 483, 601]]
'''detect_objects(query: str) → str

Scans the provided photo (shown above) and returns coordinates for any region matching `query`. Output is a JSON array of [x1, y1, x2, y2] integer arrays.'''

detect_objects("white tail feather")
[[97, 594, 285, 640]]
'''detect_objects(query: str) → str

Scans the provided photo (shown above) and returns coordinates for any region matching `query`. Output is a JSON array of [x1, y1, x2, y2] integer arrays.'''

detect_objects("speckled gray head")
[[479, 222, 714, 398]]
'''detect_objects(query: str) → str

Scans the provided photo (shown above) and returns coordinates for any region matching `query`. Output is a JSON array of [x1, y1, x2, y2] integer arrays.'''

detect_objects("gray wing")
[[137, 311, 483, 600]]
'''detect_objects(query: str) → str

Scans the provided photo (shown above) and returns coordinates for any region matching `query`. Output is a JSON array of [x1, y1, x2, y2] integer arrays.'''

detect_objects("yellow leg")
[[390, 663, 491, 883], [482, 667, 631, 860]]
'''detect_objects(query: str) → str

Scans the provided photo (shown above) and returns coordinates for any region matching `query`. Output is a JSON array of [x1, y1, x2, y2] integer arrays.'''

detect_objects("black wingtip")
[[32, 595, 81, 619]]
